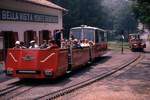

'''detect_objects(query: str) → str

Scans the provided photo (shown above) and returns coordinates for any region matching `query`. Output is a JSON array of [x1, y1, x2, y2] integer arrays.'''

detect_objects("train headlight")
[[44, 70, 53, 77], [6, 68, 13, 75], [133, 44, 137, 46]]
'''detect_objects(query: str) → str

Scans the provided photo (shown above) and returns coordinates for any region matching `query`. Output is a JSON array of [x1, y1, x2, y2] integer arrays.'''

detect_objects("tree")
[[133, 0, 150, 27], [101, 0, 137, 33], [51, 0, 138, 39], [51, 0, 104, 38]]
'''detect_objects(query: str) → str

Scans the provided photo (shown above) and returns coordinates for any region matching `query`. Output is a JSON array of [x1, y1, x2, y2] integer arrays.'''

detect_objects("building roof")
[[21, 0, 66, 11]]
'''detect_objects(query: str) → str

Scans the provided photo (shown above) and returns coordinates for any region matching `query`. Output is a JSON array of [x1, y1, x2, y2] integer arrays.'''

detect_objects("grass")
[[108, 41, 130, 51]]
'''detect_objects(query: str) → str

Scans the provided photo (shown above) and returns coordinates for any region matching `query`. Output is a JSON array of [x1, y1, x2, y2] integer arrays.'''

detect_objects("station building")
[[0, 0, 66, 60]]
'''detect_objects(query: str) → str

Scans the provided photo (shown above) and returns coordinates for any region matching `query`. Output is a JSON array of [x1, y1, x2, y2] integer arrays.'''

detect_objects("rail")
[[35, 53, 142, 100]]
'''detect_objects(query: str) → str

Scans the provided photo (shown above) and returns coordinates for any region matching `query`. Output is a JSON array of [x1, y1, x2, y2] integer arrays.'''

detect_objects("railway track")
[[0, 85, 22, 96], [35, 53, 142, 100], [0, 52, 142, 100], [0, 80, 38, 99]]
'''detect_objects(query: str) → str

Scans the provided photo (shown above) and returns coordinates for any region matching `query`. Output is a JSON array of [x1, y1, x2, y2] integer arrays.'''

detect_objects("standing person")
[[54, 30, 62, 47], [61, 39, 66, 49]]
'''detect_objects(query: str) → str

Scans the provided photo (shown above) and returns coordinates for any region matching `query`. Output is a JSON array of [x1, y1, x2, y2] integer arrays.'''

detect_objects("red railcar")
[[5, 25, 107, 79], [128, 34, 146, 52]]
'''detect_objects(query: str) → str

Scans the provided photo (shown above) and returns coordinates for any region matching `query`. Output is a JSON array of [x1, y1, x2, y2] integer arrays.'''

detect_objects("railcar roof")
[[129, 34, 140, 36], [71, 26, 105, 32]]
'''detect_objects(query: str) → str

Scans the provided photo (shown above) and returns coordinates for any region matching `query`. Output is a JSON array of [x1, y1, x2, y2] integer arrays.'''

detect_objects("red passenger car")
[[5, 25, 107, 79]]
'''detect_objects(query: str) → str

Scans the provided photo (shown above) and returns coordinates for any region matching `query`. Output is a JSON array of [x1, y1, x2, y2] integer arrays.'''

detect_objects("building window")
[[39, 30, 51, 45], [24, 30, 36, 47]]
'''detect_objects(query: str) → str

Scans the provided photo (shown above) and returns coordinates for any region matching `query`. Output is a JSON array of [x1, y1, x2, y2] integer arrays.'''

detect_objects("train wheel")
[[19, 78, 31, 82], [131, 48, 135, 52]]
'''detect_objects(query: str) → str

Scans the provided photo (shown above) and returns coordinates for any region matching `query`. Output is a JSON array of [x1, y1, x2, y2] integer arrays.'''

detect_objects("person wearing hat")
[[29, 40, 39, 48], [47, 40, 58, 49], [73, 39, 82, 49], [20, 41, 26, 49], [13, 41, 21, 49], [40, 40, 48, 49]]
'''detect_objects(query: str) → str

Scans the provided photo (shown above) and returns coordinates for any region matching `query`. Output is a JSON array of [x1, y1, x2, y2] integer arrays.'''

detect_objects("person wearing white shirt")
[[29, 40, 39, 48]]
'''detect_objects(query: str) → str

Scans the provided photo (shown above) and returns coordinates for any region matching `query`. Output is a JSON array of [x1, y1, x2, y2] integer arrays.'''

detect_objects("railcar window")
[[95, 30, 106, 43], [83, 29, 94, 41], [100, 32, 105, 42], [104, 32, 107, 42], [130, 35, 140, 40], [70, 29, 82, 40], [95, 30, 102, 43]]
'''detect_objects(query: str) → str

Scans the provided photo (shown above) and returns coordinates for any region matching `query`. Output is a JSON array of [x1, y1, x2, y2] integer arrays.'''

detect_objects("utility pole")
[[121, 30, 124, 54]]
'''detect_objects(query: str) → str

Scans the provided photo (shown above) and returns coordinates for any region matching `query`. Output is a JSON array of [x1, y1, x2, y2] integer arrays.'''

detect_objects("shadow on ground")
[[103, 57, 150, 95]]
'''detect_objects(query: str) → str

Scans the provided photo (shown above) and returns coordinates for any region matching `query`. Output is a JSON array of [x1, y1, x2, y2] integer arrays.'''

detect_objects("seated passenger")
[[47, 40, 59, 49], [54, 30, 61, 47], [61, 39, 67, 49], [73, 39, 82, 49], [66, 40, 72, 48], [13, 41, 21, 49], [29, 40, 39, 48], [89, 41, 94, 46], [81, 39, 89, 47], [40, 40, 48, 49], [20, 41, 26, 49], [85, 39, 90, 46]]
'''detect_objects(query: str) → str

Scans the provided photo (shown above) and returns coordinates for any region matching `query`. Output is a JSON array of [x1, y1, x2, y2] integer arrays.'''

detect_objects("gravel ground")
[[56, 47, 150, 100], [0, 49, 138, 100], [9, 50, 138, 100]]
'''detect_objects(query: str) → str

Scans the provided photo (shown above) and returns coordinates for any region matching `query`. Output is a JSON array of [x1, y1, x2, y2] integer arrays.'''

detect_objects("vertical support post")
[[81, 25, 84, 40], [88, 46, 92, 64], [67, 45, 72, 73], [121, 30, 124, 54], [122, 37, 123, 54]]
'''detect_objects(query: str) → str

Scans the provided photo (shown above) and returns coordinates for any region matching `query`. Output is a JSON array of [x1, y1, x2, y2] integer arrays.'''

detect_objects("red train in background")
[[5, 25, 108, 79], [128, 34, 146, 52]]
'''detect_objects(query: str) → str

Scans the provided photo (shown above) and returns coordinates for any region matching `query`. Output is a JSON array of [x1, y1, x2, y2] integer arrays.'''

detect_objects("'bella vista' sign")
[[0, 9, 58, 23]]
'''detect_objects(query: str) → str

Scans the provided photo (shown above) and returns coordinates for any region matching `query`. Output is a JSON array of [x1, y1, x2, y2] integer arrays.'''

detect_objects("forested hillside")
[[51, 0, 138, 39], [133, 0, 150, 28]]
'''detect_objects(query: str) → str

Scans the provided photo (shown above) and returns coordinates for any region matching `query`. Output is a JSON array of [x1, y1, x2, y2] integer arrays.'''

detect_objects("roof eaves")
[[17, 0, 67, 11]]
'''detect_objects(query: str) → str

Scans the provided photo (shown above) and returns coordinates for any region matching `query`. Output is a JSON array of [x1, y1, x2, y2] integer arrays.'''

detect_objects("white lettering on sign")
[[0, 9, 58, 23]]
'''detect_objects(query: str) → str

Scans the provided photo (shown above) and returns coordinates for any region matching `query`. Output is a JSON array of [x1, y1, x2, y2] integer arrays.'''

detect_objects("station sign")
[[0, 9, 58, 23]]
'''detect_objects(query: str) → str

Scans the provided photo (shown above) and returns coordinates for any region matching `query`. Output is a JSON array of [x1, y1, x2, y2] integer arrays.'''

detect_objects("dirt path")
[[56, 47, 150, 100]]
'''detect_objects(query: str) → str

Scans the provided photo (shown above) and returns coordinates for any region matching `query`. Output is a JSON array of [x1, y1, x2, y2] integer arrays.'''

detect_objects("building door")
[[1, 31, 18, 60], [39, 30, 51, 45], [24, 30, 36, 47]]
